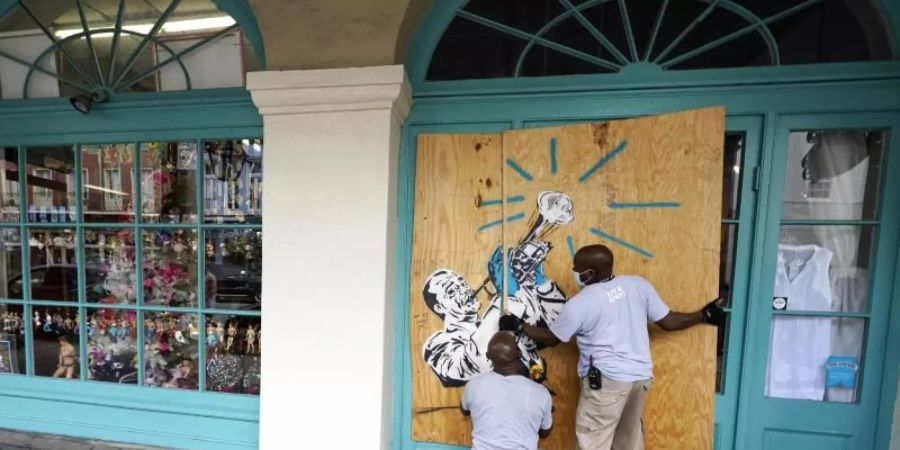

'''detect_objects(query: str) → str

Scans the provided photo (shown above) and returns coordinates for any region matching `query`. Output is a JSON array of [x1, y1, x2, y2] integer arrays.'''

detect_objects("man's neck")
[[493, 362, 524, 377]]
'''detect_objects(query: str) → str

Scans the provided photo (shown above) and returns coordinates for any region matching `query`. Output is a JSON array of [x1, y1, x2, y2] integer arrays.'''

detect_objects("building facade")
[[0, 1, 898, 449]]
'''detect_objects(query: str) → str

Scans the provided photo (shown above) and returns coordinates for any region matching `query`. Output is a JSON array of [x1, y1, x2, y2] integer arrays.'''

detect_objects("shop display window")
[[0, 140, 262, 395]]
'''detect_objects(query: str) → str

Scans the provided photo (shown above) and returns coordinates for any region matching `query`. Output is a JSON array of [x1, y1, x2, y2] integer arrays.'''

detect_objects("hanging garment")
[[766, 244, 833, 400]]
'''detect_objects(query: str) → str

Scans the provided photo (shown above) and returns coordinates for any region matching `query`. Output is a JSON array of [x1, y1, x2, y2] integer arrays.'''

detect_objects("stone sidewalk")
[[0, 429, 175, 450]]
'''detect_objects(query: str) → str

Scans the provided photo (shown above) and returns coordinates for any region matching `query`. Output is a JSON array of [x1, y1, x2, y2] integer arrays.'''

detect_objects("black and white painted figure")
[[421, 269, 494, 387], [422, 191, 574, 387]]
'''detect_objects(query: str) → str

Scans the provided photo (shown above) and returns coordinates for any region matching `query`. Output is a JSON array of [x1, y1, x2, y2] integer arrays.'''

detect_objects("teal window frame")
[[0, 87, 262, 450]]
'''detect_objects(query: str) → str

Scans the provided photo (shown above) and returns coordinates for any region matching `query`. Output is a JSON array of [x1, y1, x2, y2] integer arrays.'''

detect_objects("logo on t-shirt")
[[606, 286, 626, 304]]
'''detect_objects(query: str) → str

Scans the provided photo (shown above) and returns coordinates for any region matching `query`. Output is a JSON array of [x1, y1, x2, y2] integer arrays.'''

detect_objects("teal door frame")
[[393, 66, 900, 450], [736, 111, 900, 450], [0, 87, 263, 450]]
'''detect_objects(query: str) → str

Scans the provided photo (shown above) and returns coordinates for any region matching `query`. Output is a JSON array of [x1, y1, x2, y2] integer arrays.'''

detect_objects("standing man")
[[461, 332, 553, 450], [500, 244, 725, 450]]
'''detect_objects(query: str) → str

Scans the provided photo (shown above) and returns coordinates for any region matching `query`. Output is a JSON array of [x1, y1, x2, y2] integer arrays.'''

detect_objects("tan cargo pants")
[[575, 375, 651, 450]]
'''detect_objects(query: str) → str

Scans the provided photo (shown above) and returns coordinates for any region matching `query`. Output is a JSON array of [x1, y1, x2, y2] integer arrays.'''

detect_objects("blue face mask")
[[573, 269, 591, 288]]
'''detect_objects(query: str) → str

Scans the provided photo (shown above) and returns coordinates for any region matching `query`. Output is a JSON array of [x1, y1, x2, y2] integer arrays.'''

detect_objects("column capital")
[[247, 65, 411, 121]]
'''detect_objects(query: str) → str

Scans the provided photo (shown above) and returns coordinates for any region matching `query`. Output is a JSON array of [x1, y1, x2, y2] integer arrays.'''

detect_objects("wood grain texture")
[[410, 132, 503, 445], [410, 108, 724, 449]]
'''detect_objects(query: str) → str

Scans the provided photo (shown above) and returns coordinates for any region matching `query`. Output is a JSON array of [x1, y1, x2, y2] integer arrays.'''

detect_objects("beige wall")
[[249, 0, 432, 70]]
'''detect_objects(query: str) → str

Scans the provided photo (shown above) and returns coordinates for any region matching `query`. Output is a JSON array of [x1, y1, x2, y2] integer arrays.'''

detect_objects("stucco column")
[[247, 65, 411, 450]]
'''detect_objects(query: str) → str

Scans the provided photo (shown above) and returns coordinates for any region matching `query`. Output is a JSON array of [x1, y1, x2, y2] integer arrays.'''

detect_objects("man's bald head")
[[486, 332, 521, 367], [573, 244, 614, 284]]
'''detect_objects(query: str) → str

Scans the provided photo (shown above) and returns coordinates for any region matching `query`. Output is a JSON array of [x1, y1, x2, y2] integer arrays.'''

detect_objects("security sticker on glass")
[[772, 296, 788, 311]]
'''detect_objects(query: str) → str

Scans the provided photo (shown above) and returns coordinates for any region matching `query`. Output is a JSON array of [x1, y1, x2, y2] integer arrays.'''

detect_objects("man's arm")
[[522, 323, 561, 347], [656, 299, 726, 332], [655, 311, 705, 332]]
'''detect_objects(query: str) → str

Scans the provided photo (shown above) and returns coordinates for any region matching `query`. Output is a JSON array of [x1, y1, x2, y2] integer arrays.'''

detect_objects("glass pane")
[[781, 131, 885, 220], [205, 229, 262, 310], [142, 229, 198, 307], [0, 147, 20, 222], [775, 226, 873, 312], [25, 147, 76, 223], [81, 144, 135, 223], [0, 228, 22, 299], [28, 228, 78, 302], [140, 142, 198, 224], [84, 229, 136, 304], [722, 133, 743, 219], [143, 312, 199, 389], [87, 308, 138, 384], [0, 303, 26, 374], [33, 306, 79, 378], [204, 139, 263, 224], [766, 317, 864, 403], [205, 314, 261, 395]]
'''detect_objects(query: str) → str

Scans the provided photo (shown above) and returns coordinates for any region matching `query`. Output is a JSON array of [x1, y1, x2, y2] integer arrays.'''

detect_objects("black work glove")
[[499, 314, 524, 334], [702, 298, 726, 326]]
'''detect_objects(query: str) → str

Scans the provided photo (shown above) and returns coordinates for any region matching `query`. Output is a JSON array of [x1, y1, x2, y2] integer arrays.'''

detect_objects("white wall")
[[248, 65, 410, 450]]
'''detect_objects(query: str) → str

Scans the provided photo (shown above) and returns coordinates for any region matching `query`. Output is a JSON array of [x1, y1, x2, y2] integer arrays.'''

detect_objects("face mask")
[[573, 269, 590, 288]]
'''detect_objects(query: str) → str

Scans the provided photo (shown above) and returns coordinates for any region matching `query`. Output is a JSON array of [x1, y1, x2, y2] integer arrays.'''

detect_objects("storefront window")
[[716, 133, 744, 392], [0, 140, 263, 396], [765, 130, 885, 403]]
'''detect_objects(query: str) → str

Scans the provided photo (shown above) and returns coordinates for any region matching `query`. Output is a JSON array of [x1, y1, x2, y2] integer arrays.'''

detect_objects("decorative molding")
[[246, 65, 412, 121]]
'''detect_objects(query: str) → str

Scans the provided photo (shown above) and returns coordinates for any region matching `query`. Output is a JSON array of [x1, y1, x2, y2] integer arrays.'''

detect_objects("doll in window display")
[[52, 334, 77, 379]]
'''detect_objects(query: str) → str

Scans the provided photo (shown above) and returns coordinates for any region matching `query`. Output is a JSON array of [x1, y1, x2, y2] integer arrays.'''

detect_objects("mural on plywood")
[[410, 108, 724, 449]]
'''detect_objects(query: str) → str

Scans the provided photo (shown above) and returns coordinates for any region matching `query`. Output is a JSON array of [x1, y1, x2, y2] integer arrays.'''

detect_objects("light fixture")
[[54, 16, 236, 39], [69, 90, 108, 114]]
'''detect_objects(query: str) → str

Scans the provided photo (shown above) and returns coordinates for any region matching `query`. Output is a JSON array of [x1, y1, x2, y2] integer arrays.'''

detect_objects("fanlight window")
[[427, 0, 894, 81], [0, 0, 260, 99]]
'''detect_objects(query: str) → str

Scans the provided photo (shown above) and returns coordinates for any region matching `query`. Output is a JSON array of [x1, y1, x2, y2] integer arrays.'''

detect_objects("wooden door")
[[409, 107, 724, 449]]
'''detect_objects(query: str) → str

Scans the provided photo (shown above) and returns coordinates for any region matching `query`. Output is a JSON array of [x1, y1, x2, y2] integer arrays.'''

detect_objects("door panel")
[[409, 108, 725, 449], [741, 113, 900, 450]]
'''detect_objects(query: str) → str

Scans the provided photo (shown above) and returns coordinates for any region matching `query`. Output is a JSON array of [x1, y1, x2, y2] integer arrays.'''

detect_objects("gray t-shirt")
[[462, 371, 553, 450], [549, 275, 670, 381]]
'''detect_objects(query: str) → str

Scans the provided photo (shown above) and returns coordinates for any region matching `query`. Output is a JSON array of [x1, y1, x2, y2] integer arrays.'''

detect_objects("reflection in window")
[[141, 142, 198, 224], [33, 306, 79, 378], [782, 131, 884, 220], [87, 308, 138, 384], [0, 228, 21, 299], [25, 147, 76, 223], [204, 139, 263, 224], [27, 229, 77, 302], [205, 314, 260, 395], [205, 229, 262, 310], [0, 303, 26, 374], [142, 229, 198, 307], [0, 147, 19, 222], [82, 144, 135, 223], [84, 229, 136, 304]]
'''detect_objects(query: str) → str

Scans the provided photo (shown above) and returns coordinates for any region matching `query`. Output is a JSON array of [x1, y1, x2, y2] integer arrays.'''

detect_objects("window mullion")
[[134, 141, 144, 387]]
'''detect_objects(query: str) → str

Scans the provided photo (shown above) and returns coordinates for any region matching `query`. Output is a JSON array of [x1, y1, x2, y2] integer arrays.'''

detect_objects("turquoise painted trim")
[[737, 112, 900, 450], [0, 88, 261, 143], [213, 0, 266, 68], [874, 205, 900, 449]]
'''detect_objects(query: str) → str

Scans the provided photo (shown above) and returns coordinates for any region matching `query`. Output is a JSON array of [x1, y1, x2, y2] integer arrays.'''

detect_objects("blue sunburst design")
[[476, 137, 679, 260]]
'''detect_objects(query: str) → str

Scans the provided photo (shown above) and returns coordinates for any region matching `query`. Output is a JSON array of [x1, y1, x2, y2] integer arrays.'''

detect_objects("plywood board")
[[410, 107, 724, 449]]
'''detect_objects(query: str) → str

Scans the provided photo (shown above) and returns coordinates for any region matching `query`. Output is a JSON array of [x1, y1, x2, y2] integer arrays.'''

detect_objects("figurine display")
[[143, 313, 199, 389], [87, 310, 137, 384], [52, 335, 77, 379], [205, 317, 261, 395]]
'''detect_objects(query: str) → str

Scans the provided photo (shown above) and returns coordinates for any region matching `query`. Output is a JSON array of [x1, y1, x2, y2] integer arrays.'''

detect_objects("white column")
[[248, 65, 411, 450]]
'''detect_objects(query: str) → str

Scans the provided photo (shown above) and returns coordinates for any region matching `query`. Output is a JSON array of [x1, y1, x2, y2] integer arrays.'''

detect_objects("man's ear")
[[434, 302, 446, 316]]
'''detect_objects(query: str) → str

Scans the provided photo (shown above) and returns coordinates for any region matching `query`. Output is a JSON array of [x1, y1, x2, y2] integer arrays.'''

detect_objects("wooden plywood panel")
[[410, 107, 723, 449], [410, 132, 503, 445], [501, 107, 723, 450]]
